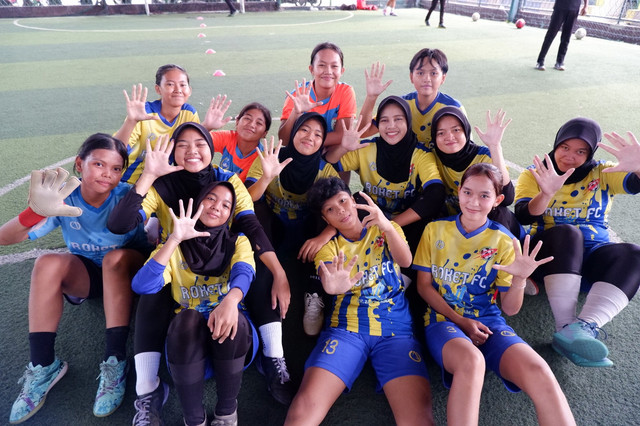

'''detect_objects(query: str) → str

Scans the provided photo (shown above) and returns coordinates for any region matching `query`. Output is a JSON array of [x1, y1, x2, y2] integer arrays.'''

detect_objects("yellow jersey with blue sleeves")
[[335, 143, 442, 217], [515, 161, 634, 251], [158, 235, 255, 315], [281, 82, 356, 132], [245, 159, 338, 224], [413, 215, 516, 326], [435, 146, 493, 215], [401, 91, 465, 147], [314, 222, 413, 337], [121, 100, 199, 184], [141, 171, 253, 244]]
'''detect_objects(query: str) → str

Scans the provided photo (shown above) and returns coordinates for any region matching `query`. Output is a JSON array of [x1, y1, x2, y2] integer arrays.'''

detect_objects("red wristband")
[[18, 207, 46, 228]]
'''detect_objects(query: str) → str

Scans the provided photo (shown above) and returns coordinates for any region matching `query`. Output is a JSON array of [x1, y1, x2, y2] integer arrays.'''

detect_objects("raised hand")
[[493, 235, 553, 279], [28, 167, 82, 217], [355, 191, 393, 233], [142, 135, 184, 179], [286, 79, 323, 115], [340, 116, 371, 152], [530, 154, 574, 196], [202, 94, 233, 130], [474, 109, 512, 150], [167, 198, 210, 243], [123, 84, 158, 123], [600, 131, 640, 174], [318, 251, 364, 295], [256, 136, 293, 181], [364, 62, 392, 98]]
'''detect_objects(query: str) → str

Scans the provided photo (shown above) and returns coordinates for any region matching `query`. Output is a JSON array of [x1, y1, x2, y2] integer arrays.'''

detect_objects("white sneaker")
[[303, 293, 324, 336]]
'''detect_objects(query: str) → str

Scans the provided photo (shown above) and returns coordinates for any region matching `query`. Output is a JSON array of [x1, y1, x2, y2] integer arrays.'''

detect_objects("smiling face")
[[199, 184, 233, 227], [155, 68, 192, 109], [173, 128, 212, 173], [75, 148, 124, 196], [409, 58, 446, 102], [458, 174, 504, 225], [554, 138, 591, 172], [292, 118, 324, 156], [435, 115, 467, 154], [320, 190, 358, 231], [378, 103, 408, 146], [309, 48, 344, 93], [235, 108, 268, 143]]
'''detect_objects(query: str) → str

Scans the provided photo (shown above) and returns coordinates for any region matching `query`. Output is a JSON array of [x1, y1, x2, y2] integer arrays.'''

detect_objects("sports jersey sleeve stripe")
[[132, 258, 166, 295], [229, 261, 255, 299], [623, 172, 640, 194]]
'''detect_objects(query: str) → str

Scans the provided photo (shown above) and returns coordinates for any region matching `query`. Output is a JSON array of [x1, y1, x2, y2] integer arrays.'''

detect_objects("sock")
[[104, 326, 129, 362], [579, 281, 629, 328], [258, 322, 284, 358], [170, 358, 206, 426], [134, 352, 161, 395], [544, 273, 581, 331], [29, 332, 56, 367], [213, 357, 244, 416]]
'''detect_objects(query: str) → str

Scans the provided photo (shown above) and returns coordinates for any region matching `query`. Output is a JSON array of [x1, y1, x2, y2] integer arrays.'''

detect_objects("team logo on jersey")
[[409, 350, 422, 363], [69, 221, 81, 230], [179, 261, 189, 270], [374, 235, 385, 248], [435, 240, 445, 250], [220, 157, 231, 171], [408, 163, 415, 176], [477, 247, 498, 260], [500, 330, 516, 337], [586, 178, 600, 192], [369, 161, 377, 171]]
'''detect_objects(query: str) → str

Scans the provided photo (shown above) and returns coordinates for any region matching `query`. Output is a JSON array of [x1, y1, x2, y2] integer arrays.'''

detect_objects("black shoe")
[[228, 9, 238, 17], [438, 23, 446, 29], [132, 382, 169, 426], [425, 18, 430, 26], [256, 355, 295, 406]]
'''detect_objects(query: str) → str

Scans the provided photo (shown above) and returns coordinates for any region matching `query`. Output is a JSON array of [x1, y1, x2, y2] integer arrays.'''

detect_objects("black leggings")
[[426, 0, 446, 24], [134, 285, 175, 354], [532, 224, 640, 300]]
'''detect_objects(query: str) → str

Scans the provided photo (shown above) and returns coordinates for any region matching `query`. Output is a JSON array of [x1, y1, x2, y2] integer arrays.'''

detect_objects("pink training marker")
[[205, 49, 216, 54], [197, 33, 206, 38], [196, 16, 204, 20], [213, 70, 226, 76], [200, 23, 207, 28]]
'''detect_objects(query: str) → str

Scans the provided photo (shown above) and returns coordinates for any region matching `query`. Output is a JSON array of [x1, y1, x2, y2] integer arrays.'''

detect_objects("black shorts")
[[63, 255, 103, 305]]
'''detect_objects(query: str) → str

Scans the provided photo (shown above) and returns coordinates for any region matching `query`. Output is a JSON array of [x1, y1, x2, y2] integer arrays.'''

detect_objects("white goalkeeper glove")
[[28, 167, 82, 217]]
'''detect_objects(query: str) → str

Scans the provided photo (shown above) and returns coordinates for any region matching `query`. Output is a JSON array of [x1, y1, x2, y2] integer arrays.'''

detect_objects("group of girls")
[[4, 40, 640, 426]]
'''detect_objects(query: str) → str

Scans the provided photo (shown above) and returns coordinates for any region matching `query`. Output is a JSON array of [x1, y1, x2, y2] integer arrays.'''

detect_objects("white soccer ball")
[[575, 27, 587, 40], [472, 12, 480, 21]]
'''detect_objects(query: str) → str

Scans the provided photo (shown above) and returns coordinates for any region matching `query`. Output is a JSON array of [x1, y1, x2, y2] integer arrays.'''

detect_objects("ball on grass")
[[575, 27, 587, 39], [472, 12, 480, 21], [515, 18, 525, 29]]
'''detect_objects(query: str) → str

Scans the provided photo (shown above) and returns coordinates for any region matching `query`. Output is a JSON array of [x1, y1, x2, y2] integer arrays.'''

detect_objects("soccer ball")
[[472, 12, 480, 21], [515, 18, 526, 29], [575, 27, 587, 39]]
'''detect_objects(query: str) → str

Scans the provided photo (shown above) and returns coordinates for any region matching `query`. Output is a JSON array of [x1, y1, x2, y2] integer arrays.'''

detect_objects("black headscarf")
[[278, 112, 328, 195], [431, 106, 480, 172], [372, 96, 419, 183], [179, 181, 239, 277], [546, 117, 601, 185], [153, 122, 218, 212]]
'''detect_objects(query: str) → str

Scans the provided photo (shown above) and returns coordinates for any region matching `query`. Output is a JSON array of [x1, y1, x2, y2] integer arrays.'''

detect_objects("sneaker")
[[9, 359, 68, 424], [303, 292, 324, 336], [132, 381, 169, 426], [554, 63, 565, 71], [382, 8, 386, 16], [93, 356, 128, 417], [524, 277, 539, 296], [551, 341, 613, 368], [228, 9, 238, 17], [256, 355, 295, 406], [552, 319, 608, 362], [390, 11, 397, 16], [425, 18, 430, 26], [211, 410, 237, 426], [535, 63, 546, 71], [438, 23, 446, 28]]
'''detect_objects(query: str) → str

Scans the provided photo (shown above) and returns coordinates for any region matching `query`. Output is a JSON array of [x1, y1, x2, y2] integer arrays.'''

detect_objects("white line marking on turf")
[[13, 12, 354, 33], [0, 248, 69, 266], [0, 156, 75, 198]]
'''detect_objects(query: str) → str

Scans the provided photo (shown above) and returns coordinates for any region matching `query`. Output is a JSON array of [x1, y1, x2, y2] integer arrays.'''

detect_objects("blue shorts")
[[425, 318, 526, 393], [305, 328, 429, 391]]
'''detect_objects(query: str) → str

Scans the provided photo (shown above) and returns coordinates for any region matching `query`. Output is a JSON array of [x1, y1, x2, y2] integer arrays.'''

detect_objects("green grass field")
[[1, 9, 640, 425]]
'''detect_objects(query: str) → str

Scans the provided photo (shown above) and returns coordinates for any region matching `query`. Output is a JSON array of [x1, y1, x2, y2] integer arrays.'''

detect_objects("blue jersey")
[[29, 182, 149, 266]]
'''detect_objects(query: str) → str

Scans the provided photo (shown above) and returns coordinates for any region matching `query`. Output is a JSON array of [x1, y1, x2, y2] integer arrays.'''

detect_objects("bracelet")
[[18, 207, 46, 228]]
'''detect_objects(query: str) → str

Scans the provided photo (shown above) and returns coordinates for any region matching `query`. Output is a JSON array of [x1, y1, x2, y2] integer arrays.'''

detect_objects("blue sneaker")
[[552, 319, 609, 362], [551, 341, 613, 368], [9, 359, 68, 424], [93, 356, 128, 417]]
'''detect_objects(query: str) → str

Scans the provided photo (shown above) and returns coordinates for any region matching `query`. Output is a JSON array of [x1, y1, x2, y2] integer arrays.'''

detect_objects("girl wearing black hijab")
[[515, 119, 640, 368], [245, 112, 340, 337], [430, 106, 524, 238], [107, 122, 294, 420], [132, 181, 256, 426]]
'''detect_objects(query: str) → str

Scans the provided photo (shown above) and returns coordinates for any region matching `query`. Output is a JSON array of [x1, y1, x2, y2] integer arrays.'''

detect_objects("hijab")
[[430, 106, 480, 172], [179, 181, 239, 277], [278, 112, 328, 195], [373, 96, 419, 183], [546, 117, 601, 185], [153, 122, 218, 212]]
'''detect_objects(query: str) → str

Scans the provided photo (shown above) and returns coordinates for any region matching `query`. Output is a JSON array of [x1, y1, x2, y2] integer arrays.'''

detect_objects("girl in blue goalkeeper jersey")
[[0, 134, 149, 424]]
